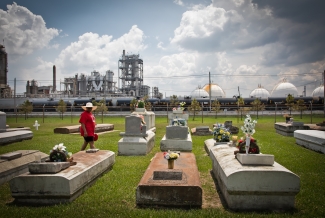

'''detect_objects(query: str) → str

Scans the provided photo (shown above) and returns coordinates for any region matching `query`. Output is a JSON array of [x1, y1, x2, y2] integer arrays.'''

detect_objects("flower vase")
[[245, 136, 251, 154], [168, 159, 174, 169]]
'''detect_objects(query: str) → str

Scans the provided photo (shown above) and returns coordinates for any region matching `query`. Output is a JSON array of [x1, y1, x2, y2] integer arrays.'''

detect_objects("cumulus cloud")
[[54, 25, 147, 76], [0, 2, 59, 55]]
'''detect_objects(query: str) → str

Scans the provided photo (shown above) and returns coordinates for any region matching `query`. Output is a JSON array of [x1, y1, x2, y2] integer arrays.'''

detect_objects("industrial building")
[[0, 44, 11, 98], [118, 50, 148, 97], [58, 50, 160, 98]]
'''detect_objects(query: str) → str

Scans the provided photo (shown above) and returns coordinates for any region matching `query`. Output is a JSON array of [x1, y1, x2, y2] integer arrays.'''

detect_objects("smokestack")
[[53, 65, 56, 92]]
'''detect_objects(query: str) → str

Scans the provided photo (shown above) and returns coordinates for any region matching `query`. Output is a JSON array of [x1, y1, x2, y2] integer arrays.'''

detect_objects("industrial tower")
[[118, 50, 146, 97], [0, 44, 11, 98]]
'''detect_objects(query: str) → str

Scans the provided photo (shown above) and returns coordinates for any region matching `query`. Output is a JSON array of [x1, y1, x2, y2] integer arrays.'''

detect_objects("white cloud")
[[171, 5, 228, 44], [173, 0, 184, 6], [0, 2, 59, 55], [53, 25, 147, 76], [157, 41, 166, 50]]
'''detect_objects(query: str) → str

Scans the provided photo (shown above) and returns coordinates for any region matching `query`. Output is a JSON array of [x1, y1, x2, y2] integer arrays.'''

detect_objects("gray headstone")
[[224, 121, 232, 128], [125, 116, 141, 134], [0, 111, 6, 133], [196, 126, 209, 132], [166, 126, 188, 139]]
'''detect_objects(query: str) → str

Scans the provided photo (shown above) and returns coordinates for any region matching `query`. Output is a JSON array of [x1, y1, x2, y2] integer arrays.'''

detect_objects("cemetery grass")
[[0, 114, 324, 218]]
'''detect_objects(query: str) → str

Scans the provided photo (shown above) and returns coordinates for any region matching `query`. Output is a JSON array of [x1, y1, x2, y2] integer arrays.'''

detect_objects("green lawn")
[[0, 114, 325, 218]]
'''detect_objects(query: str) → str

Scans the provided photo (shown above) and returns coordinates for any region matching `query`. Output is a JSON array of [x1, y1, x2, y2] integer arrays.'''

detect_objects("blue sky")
[[0, 0, 324, 97]]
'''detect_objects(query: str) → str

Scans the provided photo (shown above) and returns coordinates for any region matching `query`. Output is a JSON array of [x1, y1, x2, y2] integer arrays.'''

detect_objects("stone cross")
[[33, 120, 40, 130]]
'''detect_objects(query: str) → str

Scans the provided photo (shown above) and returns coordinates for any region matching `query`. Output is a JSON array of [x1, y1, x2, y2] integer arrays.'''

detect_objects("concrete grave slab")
[[118, 116, 156, 156], [160, 131, 192, 151], [5, 127, 31, 132], [10, 150, 115, 205], [0, 111, 6, 133], [28, 162, 71, 174], [191, 126, 213, 136], [294, 130, 325, 154], [54, 124, 114, 134], [0, 150, 48, 185], [209, 145, 300, 210], [0, 152, 22, 160], [136, 152, 202, 208], [274, 122, 310, 137], [0, 130, 33, 145], [118, 130, 155, 156], [236, 153, 274, 166]]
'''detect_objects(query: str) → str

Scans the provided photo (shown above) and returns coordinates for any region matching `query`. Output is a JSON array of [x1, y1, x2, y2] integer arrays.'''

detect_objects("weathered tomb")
[[136, 152, 202, 208], [54, 124, 114, 134], [160, 125, 192, 151], [274, 122, 310, 136], [209, 145, 300, 211], [131, 110, 156, 132], [0, 130, 33, 145], [0, 150, 48, 185], [118, 116, 155, 156], [9, 150, 115, 205], [294, 130, 325, 154], [0, 111, 6, 133]]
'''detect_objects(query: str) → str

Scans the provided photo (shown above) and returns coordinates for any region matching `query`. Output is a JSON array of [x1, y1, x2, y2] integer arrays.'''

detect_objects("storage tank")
[[190, 88, 209, 98], [271, 79, 298, 97], [250, 84, 270, 98], [203, 83, 226, 98], [312, 85, 324, 97]]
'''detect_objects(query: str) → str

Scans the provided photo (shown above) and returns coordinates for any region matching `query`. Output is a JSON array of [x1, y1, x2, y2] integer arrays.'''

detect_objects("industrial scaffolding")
[[118, 50, 146, 97]]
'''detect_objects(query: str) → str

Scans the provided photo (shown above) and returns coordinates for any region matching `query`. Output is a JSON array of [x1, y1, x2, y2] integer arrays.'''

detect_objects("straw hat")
[[81, 102, 97, 111]]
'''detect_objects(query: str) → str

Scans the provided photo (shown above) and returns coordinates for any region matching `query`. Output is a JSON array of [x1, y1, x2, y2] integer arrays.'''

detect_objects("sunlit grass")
[[0, 113, 324, 217]]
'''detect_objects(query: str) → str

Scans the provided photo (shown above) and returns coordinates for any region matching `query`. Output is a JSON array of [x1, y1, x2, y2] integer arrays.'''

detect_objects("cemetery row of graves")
[[0, 108, 324, 217]]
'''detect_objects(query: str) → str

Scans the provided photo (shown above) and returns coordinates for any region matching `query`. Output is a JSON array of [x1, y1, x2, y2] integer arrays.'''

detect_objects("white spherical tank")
[[190, 88, 209, 98], [312, 86, 324, 97], [203, 84, 226, 98], [271, 79, 298, 97], [250, 85, 270, 98]]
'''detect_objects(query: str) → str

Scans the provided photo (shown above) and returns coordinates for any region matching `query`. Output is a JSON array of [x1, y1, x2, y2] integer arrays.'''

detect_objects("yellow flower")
[[169, 153, 179, 159]]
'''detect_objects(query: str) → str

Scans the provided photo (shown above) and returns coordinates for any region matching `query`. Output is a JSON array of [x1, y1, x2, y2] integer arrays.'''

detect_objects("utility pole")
[[209, 71, 211, 112], [323, 70, 325, 118]]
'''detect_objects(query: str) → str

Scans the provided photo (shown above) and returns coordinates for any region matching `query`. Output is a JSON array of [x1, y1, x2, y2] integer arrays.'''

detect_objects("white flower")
[[53, 143, 66, 151], [241, 115, 257, 136]]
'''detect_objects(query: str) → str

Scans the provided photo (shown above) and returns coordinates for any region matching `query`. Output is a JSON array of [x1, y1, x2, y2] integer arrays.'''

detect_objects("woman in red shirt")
[[79, 102, 97, 150]]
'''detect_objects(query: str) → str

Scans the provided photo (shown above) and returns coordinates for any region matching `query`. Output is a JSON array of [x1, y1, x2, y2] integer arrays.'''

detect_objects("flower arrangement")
[[163, 151, 180, 160], [240, 114, 257, 136], [171, 118, 186, 126], [173, 101, 186, 111], [49, 143, 72, 162], [236, 136, 260, 154], [137, 99, 145, 108], [213, 124, 231, 142]]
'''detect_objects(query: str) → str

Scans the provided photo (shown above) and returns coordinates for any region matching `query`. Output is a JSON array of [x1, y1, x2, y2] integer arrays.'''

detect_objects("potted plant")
[[137, 101, 145, 108], [135, 99, 146, 112]]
